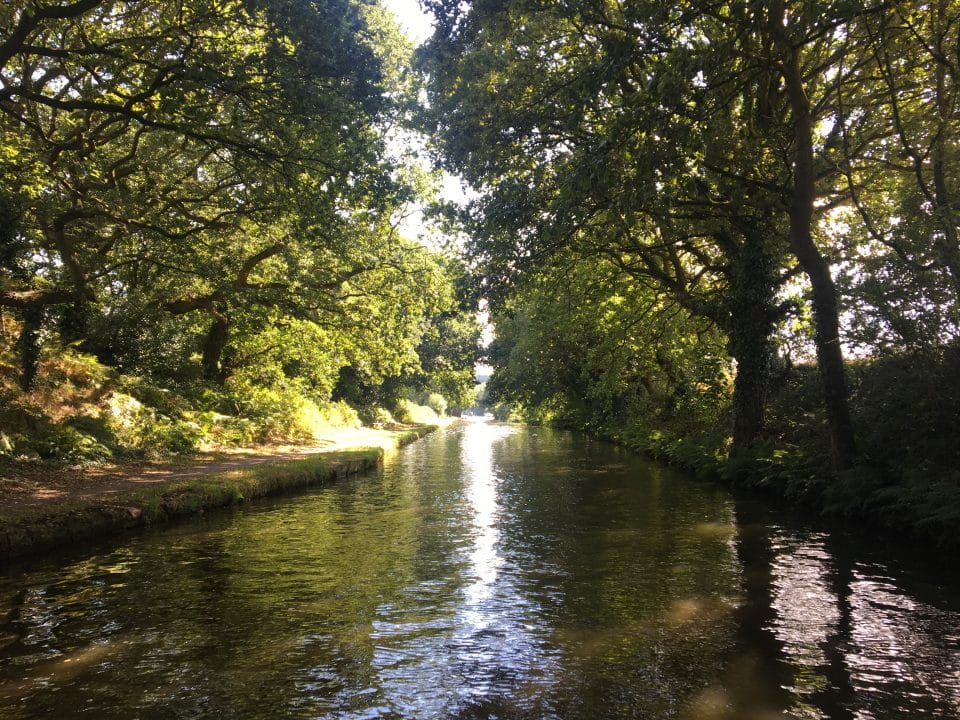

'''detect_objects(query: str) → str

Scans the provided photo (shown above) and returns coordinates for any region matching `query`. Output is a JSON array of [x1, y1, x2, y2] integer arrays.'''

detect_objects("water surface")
[[0, 421, 958, 718]]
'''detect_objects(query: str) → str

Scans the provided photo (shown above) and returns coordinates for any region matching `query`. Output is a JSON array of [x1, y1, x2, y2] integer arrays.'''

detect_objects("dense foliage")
[[0, 0, 479, 459], [418, 0, 960, 543]]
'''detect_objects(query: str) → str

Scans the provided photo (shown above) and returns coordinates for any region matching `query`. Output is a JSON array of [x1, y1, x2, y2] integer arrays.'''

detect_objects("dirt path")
[[0, 426, 437, 561], [0, 428, 405, 513], [0, 447, 324, 511]]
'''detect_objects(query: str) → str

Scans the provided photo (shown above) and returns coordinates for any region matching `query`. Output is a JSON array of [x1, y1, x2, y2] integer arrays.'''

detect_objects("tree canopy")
[[0, 0, 480, 439], [418, 0, 959, 487]]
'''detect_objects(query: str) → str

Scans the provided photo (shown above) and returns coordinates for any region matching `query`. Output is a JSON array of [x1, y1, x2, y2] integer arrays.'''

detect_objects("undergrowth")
[[523, 347, 960, 550], [0, 335, 379, 464]]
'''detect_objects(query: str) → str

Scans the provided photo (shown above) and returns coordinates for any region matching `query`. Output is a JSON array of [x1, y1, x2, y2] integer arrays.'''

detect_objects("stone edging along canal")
[[0, 426, 437, 563]]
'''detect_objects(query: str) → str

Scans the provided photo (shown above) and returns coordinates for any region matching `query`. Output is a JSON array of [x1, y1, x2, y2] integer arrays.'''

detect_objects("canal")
[[0, 420, 958, 718]]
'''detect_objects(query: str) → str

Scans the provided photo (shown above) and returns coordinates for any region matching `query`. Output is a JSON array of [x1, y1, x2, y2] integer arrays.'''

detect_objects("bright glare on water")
[[0, 420, 958, 719]]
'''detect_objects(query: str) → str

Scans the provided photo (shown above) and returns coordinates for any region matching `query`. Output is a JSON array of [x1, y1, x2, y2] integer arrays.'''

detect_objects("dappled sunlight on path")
[[0, 426, 436, 511]]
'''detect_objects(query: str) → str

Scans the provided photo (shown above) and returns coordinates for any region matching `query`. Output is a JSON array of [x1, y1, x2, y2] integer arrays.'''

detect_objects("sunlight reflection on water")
[[367, 420, 563, 718], [462, 420, 511, 604]]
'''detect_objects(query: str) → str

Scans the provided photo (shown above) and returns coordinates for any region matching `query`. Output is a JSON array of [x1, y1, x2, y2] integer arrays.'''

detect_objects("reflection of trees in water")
[[766, 533, 852, 719], [727, 509, 797, 718], [487, 428, 746, 718], [738, 504, 960, 720]]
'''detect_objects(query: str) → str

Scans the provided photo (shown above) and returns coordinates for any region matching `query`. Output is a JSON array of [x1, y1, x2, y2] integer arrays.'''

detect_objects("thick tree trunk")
[[802, 252, 857, 470], [17, 306, 43, 391], [1, 289, 81, 391], [728, 232, 778, 458], [57, 300, 90, 346], [776, 26, 857, 470], [201, 309, 231, 384], [730, 333, 771, 458]]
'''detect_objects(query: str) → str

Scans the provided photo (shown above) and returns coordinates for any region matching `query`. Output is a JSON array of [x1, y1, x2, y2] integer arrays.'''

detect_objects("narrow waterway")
[[0, 420, 958, 719]]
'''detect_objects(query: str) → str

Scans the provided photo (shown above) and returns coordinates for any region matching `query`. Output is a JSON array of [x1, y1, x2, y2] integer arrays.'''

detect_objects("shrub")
[[370, 406, 396, 428], [425, 392, 448, 417], [63, 413, 113, 442], [35, 424, 113, 463], [137, 418, 203, 455], [223, 379, 364, 442], [224, 381, 310, 442], [199, 412, 258, 446], [117, 375, 191, 415], [394, 398, 440, 425], [101, 391, 203, 457], [490, 402, 523, 422], [317, 400, 361, 430]]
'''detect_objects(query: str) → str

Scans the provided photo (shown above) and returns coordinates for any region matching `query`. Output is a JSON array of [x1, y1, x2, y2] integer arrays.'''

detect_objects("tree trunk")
[[17, 306, 43, 391], [728, 231, 778, 458], [57, 300, 90, 347], [776, 24, 857, 470], [802, 250, 857, 470], [201, 309, 231, 384], [730, 333, 771, 458]]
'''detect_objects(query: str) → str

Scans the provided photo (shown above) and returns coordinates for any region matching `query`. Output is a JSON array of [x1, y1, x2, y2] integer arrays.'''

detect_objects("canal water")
[[0, 420, 958, 719]]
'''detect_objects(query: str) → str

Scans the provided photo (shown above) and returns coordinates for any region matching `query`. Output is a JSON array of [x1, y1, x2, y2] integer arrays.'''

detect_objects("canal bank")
[[589, 421, 960, 557], [0, 425, 437, 562]]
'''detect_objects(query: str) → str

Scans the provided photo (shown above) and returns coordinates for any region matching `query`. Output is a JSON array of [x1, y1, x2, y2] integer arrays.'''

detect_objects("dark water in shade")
[[0, 420, 958, 719]]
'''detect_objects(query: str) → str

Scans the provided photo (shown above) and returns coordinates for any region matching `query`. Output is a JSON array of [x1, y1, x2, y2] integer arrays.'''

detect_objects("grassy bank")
[[0, 336, 459, 560], [0, 425, 436, 562]]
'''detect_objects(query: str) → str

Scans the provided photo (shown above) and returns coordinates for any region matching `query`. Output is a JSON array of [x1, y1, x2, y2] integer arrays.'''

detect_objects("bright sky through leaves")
[[381, 0, 433, 45]]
